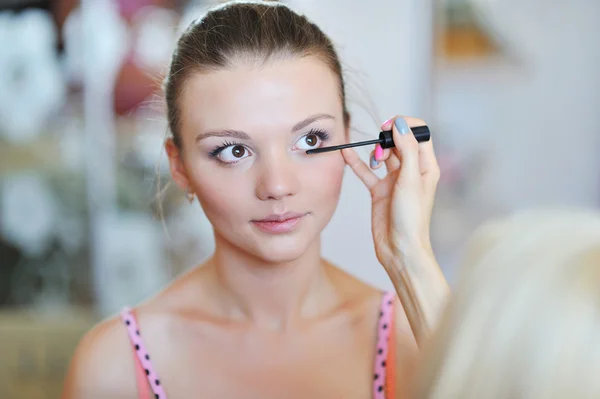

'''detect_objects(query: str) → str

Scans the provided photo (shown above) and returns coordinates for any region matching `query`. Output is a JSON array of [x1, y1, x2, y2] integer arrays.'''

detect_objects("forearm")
[[387, 246, 450, 346]]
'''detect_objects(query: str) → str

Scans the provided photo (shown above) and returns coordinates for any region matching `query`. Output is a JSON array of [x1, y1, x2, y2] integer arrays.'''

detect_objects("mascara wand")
[[306, 125, 430, 155]]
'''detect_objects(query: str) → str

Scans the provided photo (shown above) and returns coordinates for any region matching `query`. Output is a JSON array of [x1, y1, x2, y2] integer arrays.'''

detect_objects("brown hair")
[[164, 0, 349, 149]]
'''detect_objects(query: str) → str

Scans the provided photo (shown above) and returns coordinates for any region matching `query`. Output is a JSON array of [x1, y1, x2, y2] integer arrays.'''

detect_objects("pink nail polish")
[[381, 118, 393, 129], [375, 144, 383, 161]]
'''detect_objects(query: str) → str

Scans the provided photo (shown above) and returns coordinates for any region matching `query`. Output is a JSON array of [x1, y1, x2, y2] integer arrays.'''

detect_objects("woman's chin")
[[250, 236, 316, 264], [256, 244, 309, 264], [215, 223, 321, 264]]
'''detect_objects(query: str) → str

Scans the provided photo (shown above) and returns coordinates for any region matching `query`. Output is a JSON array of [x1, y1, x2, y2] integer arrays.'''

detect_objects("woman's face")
[[167, 56, 348, 263]]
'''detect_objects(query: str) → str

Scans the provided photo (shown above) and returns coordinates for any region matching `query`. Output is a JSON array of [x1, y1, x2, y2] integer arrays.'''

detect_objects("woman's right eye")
[[217, 144, 252, 164]]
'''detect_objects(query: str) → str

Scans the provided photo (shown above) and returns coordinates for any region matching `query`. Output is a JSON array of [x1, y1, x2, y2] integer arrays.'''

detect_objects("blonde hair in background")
[[416, 208, 600, 399]]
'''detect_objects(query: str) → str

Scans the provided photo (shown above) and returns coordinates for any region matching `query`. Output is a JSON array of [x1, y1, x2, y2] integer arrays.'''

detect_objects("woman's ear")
[[165, 138, 191, 191]]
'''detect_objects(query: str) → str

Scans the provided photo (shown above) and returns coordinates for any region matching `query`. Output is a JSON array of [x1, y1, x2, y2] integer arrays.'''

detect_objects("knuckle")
[[404, 135, 419, 150], [404, 116, 427, 126]]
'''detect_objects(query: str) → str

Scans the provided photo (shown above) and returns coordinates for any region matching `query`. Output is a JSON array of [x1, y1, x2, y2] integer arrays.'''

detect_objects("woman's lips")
[[251, 212, 306, 234]]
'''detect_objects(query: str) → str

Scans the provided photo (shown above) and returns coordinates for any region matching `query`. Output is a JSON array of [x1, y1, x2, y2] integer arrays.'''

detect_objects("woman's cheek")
[[304, 154, 346, 200], [191, 169, 252, 223]]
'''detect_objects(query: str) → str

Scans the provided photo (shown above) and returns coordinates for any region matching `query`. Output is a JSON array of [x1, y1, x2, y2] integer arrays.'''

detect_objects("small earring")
[[186, 190, 195, 204]]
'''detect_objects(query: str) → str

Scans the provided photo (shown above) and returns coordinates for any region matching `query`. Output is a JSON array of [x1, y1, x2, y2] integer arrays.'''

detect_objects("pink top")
[[120, 291, 397, 399]]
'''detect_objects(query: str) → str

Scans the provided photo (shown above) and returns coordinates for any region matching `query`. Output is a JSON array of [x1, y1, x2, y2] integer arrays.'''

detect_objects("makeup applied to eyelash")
[[305, 125, 431, 155], [207, 128, 333, 164]]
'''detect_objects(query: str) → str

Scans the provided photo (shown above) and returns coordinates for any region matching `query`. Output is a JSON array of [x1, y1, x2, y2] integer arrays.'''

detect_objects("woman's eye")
[[218, 145, 251, 163], [294, 133, 323, 150]]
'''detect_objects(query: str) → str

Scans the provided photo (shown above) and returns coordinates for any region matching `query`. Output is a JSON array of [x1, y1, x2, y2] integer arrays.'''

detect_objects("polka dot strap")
[[120, 307, 168, 399], [373, 291, 395, 399]]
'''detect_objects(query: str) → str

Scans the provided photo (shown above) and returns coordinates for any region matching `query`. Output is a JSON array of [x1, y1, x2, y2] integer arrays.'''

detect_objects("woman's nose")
[[255, 156, 301, 201]]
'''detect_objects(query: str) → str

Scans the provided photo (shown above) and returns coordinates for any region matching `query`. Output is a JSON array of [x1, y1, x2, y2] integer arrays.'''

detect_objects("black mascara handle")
[[379, 125, 431, 149]]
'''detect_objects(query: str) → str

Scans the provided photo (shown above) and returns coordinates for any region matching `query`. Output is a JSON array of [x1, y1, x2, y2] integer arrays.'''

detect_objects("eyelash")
[[207, 128, 332, 160], [209, 140, 243, 158], [306, 128, 331, 143]]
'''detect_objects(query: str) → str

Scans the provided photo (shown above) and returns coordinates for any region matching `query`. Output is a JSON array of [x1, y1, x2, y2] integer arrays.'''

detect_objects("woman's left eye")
[[294, 130, 330, 150]]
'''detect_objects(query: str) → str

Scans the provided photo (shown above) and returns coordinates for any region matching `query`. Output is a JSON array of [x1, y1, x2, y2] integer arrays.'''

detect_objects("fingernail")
[[375, 144, 383, 161], [381, 118, 394, 129], [394, 118, 410, 135], [370, 154, 379, 169]]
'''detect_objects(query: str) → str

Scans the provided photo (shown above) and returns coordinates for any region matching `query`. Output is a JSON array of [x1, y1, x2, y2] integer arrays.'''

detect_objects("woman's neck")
[[204, 234, 338, 331]]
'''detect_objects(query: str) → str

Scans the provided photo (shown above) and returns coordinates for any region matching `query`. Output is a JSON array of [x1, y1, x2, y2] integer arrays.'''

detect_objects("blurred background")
[[0, 0, 598, 397]]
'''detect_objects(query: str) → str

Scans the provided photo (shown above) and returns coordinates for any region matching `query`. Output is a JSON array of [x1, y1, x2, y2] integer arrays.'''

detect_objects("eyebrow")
[[291, 113, 335, 132], [195, 113, 335, 142]]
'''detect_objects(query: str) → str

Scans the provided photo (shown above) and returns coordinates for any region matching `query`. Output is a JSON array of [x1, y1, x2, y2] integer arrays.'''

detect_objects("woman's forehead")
[[179, 57, 343, 132]]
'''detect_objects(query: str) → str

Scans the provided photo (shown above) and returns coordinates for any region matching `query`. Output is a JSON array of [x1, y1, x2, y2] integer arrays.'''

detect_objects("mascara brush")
[[306, 125, 430, 155]]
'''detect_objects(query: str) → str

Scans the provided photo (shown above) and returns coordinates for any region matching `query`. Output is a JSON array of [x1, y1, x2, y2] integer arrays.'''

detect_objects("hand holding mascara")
[[306, 125, 430, 155], [336, 116, 446, 342]]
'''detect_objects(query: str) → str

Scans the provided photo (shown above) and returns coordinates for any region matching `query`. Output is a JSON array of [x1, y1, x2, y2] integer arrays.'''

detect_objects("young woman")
[[62, 2, 449, 398]]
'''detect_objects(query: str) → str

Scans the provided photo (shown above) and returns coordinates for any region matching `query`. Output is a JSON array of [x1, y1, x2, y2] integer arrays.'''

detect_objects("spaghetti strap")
[[120, 308, 168, 399], [373, 291, 396, 399], [133, 344, 152, 399], [385, 299, 397, 399]]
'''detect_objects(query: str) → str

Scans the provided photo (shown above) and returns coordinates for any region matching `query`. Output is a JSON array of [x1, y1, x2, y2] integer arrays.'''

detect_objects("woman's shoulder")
[[62, 311, 139, 398], [326, 261, 388, 302], [62, 300, 179, 399], [323, 262, 392, 326]]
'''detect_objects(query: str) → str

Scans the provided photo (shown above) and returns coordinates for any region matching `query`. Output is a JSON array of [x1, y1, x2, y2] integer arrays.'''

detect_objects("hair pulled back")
[[164, 1, 349, 148]]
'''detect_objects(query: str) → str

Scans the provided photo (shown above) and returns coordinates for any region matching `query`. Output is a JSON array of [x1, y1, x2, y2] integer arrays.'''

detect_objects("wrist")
[[385, 242, 450, 343], [392, 236, 434, 264], [386, 240, 441, 283]]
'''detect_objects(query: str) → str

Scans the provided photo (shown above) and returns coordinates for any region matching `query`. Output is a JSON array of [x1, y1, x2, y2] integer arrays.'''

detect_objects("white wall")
[[444, 0, 600, 208], [431, 0, 600, 282]]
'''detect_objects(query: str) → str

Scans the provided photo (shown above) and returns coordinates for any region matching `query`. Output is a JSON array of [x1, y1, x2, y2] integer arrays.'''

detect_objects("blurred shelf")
[[0, 306, 99, 399], [438, 25, 498, 59], [0, 137, 65, 175], [0, 116, 154, 176]]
